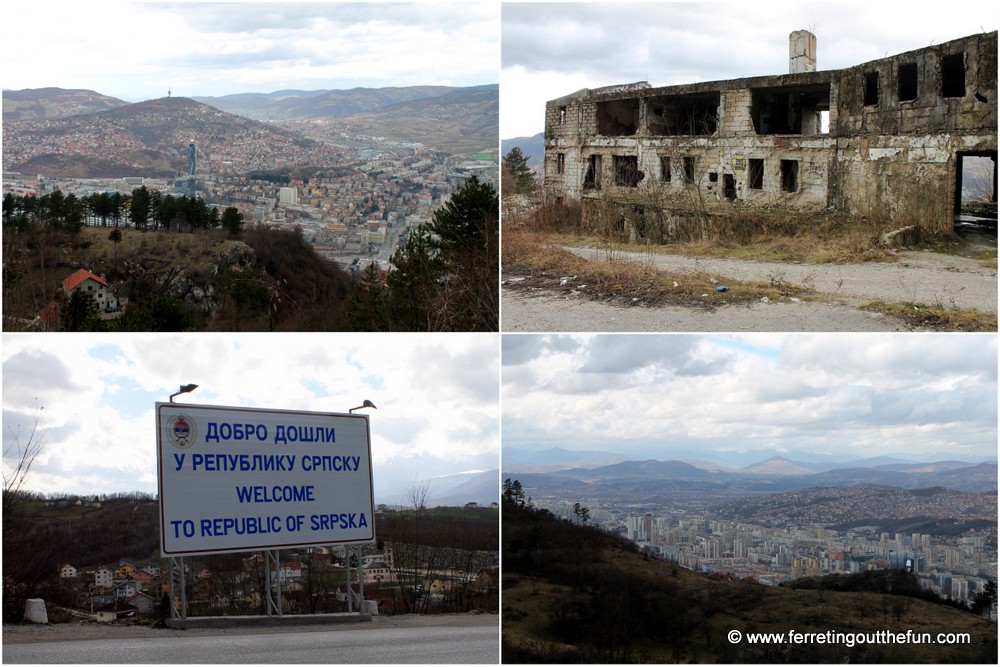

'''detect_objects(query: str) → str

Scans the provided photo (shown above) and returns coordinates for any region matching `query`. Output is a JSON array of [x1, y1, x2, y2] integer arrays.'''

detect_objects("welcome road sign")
[[156, 403, 375, 556]]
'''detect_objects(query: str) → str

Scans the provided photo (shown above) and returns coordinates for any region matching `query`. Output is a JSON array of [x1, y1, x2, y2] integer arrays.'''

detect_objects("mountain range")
[[504, 448, 997, 494], [376, 469, 499, 508], [191, 84, 496, 123], [2, 87, 129, 121], [426, 469, 499, 508], [3, 84, 498, 177]]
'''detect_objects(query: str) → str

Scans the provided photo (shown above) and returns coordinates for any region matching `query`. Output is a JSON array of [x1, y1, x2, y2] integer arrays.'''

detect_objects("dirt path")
[[502, 246, 996, 332]]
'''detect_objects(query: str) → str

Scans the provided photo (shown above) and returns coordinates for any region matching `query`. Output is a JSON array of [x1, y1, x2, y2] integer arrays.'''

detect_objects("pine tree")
[[386, 226, 443, 331], [346, 262, 390, 331], [503, 147, 537, 196]]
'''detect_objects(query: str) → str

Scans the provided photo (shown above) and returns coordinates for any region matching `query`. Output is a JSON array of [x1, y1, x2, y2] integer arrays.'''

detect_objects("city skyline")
[[502, 334, 998, 465], [2, 333, 499, 502], [3, 2, 499, 102], [501, 1, 997, 138]]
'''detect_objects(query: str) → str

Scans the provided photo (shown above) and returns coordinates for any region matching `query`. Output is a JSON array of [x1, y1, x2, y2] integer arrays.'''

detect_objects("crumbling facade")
[[543, 31, 997, 236]]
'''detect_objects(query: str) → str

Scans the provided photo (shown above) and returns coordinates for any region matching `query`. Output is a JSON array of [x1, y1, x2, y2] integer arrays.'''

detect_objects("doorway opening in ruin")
[[723, 174, 737, 201], [954, 151, 997, 244], [583, 155, 602, 190], [780, 160, 799, 193]]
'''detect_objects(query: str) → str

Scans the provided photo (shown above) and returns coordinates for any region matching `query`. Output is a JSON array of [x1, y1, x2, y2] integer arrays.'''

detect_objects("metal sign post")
[[345, 545, 352, 613], [265, 550, 282, 616], [167, 557, 187, 619]]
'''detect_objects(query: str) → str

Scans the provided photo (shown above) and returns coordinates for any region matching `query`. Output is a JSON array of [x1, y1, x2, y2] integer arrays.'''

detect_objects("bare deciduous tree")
[[3, 405, 47, 519], [3, 406, 53, 622]]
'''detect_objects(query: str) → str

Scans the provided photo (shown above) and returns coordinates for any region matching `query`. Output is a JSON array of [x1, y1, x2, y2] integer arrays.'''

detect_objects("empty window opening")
[[751, 84, 831, 135], [647, 93, 720, 136], [614, 155, 641, 187], [956, 152, 997, 213], [863, 71, 879, 106], [898, 63, 918, 101], [723, 174, 737, 201], [748, 159, 764, 190], [683, 157, 696, 184], [558, 106, 567, 125], [941, 53, 965, 98], [556, 153, 565, 174], [660, 156, 672, 182], [708, 172, 719, 183], [780, 159, 799, 193], [597, 99, 641, 136], [583, 154, 602, 190]]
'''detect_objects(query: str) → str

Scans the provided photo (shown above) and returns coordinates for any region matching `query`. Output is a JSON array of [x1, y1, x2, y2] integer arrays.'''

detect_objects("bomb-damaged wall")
[[543, 31, 997, 236], [831, 32, 997, 234], [546, 74, 838, 219]]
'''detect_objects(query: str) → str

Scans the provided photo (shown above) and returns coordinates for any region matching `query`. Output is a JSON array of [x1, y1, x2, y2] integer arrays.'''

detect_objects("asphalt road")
[[2, 622, 499, 664]]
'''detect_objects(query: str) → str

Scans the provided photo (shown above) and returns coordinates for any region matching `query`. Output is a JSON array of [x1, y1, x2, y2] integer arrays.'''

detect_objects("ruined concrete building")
[[543, 30, 997, 236]]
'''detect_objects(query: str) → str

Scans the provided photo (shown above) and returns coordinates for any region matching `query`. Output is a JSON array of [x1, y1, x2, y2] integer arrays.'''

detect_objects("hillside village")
[[56, 550, 401, 621], [18, 496, 499, 623]]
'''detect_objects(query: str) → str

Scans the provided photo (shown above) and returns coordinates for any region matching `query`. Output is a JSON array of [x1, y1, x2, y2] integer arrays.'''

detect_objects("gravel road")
[[2, 613, 495, 644], [502, 246, 997, 332]]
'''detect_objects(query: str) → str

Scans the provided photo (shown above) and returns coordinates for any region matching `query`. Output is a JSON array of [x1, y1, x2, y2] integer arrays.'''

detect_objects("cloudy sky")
[[502, 333, 998, 466], [2, 333, 499, 504], [3, 2, 499, 102], [502, 1, 998, 138]]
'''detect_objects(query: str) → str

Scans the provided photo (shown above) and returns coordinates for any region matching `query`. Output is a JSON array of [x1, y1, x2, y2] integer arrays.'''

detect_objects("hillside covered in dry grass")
[[502, 503, 997, 663]]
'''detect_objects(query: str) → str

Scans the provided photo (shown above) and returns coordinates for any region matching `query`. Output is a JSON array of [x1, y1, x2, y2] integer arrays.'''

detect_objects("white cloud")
[[501, 333, 997, 463], [502, 1, 997, 138], [3, 2, 499, 101], [2, 333, 500, 500]]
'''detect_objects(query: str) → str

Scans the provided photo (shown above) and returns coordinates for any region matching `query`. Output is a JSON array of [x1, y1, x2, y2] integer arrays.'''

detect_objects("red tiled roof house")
[[62, 268, 116, 312]]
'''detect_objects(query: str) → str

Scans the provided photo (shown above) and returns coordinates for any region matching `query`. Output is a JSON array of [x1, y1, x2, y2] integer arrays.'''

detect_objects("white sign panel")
[[157, 403, 375, 556]]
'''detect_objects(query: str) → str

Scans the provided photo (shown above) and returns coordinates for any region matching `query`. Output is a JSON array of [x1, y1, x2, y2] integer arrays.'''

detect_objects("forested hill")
[[502, 503, 997, 663]]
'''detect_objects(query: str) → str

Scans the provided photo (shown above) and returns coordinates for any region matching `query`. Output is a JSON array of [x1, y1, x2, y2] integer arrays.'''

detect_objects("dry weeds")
[[861, 301, 998, 332], [503, 223, 811, 309]]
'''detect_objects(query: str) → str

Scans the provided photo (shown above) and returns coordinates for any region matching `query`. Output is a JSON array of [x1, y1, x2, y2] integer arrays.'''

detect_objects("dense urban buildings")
[[2, 128, 498, 274], [535, 493, 997, 607]]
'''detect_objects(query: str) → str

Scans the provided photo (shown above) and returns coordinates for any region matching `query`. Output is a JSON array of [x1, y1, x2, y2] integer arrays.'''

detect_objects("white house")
[[60, 564, 78, 579], [275, 561, 302, 583], [94, 602, 137, 622], [363, 561, 396, 585], [95, 566, 114, 589], [115, 581, 138, 599], [62, 268, 116, 312]]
